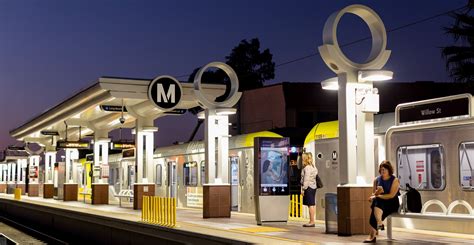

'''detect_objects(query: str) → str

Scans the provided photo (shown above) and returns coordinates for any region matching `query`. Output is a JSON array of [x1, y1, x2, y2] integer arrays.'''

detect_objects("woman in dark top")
[[364, 160, 400, 243]]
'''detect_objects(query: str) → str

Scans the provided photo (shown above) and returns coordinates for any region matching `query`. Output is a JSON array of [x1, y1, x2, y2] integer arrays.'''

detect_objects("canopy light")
[[95, 138, 111, 143], [216, 108, 237, 116], [197, 111, 205, 120], [358, 70, 393, 82], [142, 127, 158, 132], [321, 77, 339, 90]]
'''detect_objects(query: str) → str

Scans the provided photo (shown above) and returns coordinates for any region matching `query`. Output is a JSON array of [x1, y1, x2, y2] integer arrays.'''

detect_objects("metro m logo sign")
[[148, 76, 182, 110], [157, 84, 176, 103]]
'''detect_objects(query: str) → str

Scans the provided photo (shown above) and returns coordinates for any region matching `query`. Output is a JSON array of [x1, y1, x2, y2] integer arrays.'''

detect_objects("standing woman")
[[364, 160, 400, 243], [301, 152, 318, 227]]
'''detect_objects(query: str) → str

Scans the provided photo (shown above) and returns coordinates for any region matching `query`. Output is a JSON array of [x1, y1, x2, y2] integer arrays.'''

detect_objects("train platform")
[[0, 194, 473, 244]]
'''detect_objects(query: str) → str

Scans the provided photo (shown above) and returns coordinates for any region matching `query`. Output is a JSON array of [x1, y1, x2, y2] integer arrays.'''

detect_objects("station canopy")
[[10, 77, 226, 143]]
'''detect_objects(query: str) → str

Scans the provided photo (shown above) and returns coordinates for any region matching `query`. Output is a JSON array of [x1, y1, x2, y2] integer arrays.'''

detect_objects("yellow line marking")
[[231, 226, 288, 233]]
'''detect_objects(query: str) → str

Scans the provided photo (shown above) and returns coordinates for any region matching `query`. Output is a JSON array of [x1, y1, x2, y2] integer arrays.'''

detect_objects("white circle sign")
[[193, 62, 241, 109]]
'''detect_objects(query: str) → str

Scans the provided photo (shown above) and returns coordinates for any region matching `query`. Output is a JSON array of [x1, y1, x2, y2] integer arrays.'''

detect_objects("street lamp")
[[321, 77, 339, 90], [358, 70, 393, 82]]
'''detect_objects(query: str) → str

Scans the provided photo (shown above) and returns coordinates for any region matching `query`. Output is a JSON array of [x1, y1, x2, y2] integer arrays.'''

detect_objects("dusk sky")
[[0, 0, 467, 150]]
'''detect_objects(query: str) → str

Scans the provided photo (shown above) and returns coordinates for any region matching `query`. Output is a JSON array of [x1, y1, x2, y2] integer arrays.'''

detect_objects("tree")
[[442, 8, 474, 83], [186, 38, 275, 141], [188, 38, 275, 90]]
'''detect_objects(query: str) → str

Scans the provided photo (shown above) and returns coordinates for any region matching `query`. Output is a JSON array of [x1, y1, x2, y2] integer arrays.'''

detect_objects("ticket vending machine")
[[254, 137, 290, 225]]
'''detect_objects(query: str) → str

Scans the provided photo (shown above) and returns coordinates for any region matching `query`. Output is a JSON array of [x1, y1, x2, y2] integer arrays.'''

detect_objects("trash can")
[[325, 192, 337, 234], [14, 188, 21, 200]]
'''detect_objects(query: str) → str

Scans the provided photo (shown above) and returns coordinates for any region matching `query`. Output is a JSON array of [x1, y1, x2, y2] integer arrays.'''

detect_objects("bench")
[[387, 199, 474, 239], [79, 189, 92, 203], [114, 189, 134, 207]]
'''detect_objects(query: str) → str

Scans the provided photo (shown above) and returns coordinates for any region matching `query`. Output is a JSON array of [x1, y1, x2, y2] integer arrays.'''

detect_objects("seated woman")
[[364, 160, 400, 243]]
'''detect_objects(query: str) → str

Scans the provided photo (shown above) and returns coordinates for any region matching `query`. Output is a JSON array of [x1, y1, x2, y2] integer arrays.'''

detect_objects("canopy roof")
[[10, 77, 226, 143]]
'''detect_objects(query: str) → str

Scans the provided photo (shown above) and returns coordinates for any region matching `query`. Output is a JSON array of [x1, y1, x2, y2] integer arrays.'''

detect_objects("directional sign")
[[148, 76, 182, 110], [100, 105, 127, 112], [41, 130, 59, 136]]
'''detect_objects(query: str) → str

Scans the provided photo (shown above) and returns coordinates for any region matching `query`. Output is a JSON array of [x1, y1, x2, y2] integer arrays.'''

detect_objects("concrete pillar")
[[28, 155, 40, 196], [44, 151, 56, 184], [203, 108, 232, 218], [337, 73, 358, 185], [65, 149, 78, 184], [132, 117, 157, 209], [204, 109, 230, 184]]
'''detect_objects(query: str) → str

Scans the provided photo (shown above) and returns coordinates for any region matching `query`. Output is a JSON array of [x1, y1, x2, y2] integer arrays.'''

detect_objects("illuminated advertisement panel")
[[255, 137, 289, 196]]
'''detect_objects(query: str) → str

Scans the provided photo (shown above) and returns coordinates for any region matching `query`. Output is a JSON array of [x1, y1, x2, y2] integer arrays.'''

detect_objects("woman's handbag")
[[316, 174, 324, 189]]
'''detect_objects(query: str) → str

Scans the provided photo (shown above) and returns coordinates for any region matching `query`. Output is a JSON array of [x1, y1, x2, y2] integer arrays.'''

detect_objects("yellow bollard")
[[158, 197, 163, 225], [162, 197, 166, 226], [14, 188, 21, 200], [166, 198, 171, 226], [171, 197, 176, 227], [299, 194, 303, 218], [156, 197, 161, 225], [153, 197, 156, 225], [142, 196, 147, 222]]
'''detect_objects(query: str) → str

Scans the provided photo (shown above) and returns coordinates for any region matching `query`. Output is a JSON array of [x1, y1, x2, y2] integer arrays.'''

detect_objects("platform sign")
[[122, 148, 135, 158], [255, 137, 290, 196], [148, 76, 182, 110], [111, 142, 135, 150], [56, 141, 90, 149], [398, 96, 470, 124]]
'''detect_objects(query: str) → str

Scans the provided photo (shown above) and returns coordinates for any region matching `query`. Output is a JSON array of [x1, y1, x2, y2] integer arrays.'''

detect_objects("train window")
[[155, 164, 162, 186], [200, 161, 206, 185], [397, 144, 445, 191], [459, 142, 474, 190], [184, 161, 198, 186]]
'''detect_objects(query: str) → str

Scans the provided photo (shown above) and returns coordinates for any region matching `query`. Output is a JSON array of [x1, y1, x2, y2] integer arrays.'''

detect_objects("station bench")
[[114, 189, 133, 207], [386, 199, 474, 239]]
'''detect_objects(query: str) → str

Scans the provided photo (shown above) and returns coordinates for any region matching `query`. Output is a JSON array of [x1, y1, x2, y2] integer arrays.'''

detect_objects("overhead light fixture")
[[216, 108, 237, 116], [197, 111, 205, 120], [358, 70, 393, 82], [321, 77, 339, 90], [142, 127, 158, 132], [95, 138, 111, 143]]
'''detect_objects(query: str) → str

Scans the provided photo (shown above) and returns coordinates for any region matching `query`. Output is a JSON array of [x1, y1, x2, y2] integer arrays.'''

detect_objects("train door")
[[229, 156, 239, 211], [168, 161, 177, 198]]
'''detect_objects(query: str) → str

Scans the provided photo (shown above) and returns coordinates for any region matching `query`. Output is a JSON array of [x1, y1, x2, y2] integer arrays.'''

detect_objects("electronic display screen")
[[256, 137, 290, 196]]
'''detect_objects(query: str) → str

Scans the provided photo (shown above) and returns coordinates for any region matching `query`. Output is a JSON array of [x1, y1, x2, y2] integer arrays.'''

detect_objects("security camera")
[[119, 117, 125, 124]]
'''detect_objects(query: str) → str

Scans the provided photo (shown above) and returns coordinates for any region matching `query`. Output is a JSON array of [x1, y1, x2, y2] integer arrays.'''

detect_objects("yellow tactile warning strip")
[[231, 226, 289, 233], [181, 221, 313, 244]]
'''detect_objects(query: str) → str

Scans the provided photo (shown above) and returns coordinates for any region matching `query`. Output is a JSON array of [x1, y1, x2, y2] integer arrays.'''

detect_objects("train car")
[[386, 94, 474, 234], [154, 131, 283, 214], [303, 113, 395, 221]]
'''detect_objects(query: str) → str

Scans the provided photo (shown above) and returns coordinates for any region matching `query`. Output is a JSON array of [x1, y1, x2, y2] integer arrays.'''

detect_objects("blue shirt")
[[377, 175, 399, 196]]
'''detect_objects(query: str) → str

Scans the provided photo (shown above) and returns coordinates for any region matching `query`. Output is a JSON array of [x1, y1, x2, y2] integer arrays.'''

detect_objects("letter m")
[[157, 84, 175, 103]]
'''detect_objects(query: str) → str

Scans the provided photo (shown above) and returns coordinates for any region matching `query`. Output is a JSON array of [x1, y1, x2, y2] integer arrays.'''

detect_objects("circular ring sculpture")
[[193, 62, 241, 109], [447, 200, 474, 216], [421, 199, 448, 215], [318, 4, 391, 74]]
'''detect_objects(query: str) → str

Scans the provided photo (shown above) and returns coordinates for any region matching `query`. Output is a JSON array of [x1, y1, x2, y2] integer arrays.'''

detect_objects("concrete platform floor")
[[1, 193, 473, 244]]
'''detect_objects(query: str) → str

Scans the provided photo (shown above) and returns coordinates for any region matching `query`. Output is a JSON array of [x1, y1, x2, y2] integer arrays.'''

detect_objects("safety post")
[[141, 196, 176, 227], [14, 188, 21, 200], [289, 194, 304, 218]]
